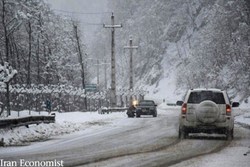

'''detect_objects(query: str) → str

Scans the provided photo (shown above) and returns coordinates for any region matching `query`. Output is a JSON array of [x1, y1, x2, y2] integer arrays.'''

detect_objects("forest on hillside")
[[0, 0, 88, 87], [92, 0, 250, 101], [0, 0, 250, 101]]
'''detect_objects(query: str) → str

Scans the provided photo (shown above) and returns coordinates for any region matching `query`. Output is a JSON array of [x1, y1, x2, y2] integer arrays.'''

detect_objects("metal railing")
[[0, 115, 55, 129]]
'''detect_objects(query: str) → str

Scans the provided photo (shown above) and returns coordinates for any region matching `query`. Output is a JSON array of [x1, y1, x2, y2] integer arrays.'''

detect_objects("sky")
[[46, 0, 109, 45]]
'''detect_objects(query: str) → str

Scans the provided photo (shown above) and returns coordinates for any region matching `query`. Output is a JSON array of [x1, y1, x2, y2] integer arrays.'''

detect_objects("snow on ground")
[[1, 102, 250, 164], [0, 104, 179, 147], [171, 144, 250, 167], [235, 108, 250, 129], [0, 110, 127, 146], [171, 124, 250, 167], [0, 104, 249, 167], [171, 107, 250, 167]]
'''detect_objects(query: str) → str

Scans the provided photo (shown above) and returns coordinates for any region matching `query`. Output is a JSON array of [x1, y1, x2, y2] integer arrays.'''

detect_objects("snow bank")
[[235, 108, 250, 129], [0, 111, 126, 146], [239, 97, 250, 109]]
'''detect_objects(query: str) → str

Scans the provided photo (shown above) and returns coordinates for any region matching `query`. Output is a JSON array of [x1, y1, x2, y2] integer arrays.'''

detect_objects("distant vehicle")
[[136, 100, 157, 117], [177, 88, 239, 140]]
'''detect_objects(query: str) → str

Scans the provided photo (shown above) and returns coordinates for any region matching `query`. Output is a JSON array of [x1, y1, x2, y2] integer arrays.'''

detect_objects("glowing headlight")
[[132, 100, 138, 106]]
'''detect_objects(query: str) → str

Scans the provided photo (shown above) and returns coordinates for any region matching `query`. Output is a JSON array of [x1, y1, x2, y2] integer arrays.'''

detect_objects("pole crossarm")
[[124, 46, 139, 49], [103, 24, 122, 28]]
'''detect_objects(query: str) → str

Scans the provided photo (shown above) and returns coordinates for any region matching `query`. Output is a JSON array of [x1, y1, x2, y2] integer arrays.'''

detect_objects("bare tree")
[[73, 22, 87, 111]]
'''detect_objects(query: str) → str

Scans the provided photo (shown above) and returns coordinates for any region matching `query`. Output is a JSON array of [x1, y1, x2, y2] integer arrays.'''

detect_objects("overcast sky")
[[47, 0, 109, 44]]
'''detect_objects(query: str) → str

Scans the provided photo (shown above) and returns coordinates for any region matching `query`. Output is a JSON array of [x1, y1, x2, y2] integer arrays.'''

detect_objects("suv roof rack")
[[191, 88, 222, 92]]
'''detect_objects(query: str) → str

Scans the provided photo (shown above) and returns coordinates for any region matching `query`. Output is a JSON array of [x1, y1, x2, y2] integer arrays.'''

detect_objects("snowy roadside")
[[0, 104, 173, 147], [0, 110, 127, 146], [0, 104, 249, 147], [235, 107, 250, 129]]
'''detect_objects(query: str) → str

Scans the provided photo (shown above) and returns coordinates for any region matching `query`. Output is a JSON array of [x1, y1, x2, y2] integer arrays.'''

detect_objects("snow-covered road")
[[0, 105, 250, 167]]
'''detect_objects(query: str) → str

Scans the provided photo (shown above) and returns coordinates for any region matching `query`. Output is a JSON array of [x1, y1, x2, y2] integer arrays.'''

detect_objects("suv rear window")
[[187, 91, 225, 104], [139, 101, 155, 106]]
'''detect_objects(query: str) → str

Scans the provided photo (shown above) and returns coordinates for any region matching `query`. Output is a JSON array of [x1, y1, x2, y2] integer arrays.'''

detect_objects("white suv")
[[177, 88, 239, 140]]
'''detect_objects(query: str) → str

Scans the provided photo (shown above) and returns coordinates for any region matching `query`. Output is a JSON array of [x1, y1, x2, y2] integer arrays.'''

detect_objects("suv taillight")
[[226, 104, 231, 116], [182, 103, 187, 114]]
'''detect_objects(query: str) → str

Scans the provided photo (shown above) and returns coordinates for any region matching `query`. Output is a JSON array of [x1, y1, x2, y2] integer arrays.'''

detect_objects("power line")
[[53, 10, 110, 26], [53, 9, 112, 15], [56, 14, 104, 26], [78, 22, 103, 26]]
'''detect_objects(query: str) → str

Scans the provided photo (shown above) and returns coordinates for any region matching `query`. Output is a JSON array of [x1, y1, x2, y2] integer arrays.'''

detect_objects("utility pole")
[[103, 13, 122, 107], [124, 37, 138, 90]]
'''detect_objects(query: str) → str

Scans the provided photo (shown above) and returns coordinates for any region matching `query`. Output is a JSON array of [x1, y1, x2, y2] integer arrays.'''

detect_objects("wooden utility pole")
[[103, 13, 122, 107], [124, 37, 138, 90]]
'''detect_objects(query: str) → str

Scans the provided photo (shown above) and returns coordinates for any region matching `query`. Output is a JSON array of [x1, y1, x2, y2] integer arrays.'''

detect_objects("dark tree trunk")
[[2, 0, 9, 62], [27, 21, 32, 85], [36, 37, 41, 84], [73, 23, 87, 111]]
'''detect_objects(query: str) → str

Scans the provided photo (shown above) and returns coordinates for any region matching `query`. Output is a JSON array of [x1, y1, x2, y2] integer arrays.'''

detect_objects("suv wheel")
[[136, 114, 141, 118], [153, 112, 157, 117], [226, 129, 234, 140], [179, 127, 188, 139]]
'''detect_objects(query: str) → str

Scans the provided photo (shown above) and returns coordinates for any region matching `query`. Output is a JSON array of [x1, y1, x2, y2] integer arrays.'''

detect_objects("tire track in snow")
[[78, 138, 230, 167]]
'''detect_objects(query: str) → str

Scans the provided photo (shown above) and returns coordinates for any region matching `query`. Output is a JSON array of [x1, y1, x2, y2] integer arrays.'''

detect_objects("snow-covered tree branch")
[[0, 62, 17, 85]]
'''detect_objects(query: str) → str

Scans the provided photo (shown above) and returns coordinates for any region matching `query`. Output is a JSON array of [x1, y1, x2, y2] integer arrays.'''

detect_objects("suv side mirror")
[[176, 101, 184, 106], [232, 102, 240, 108]]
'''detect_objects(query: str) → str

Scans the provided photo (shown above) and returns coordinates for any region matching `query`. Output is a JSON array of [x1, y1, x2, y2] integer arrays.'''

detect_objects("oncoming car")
[[135, 100, 157, 117], [176, 88, 239, 140]]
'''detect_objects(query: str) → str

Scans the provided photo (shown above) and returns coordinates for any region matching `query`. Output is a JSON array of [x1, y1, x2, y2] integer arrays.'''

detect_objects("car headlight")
[[133, 100, 138, 106]]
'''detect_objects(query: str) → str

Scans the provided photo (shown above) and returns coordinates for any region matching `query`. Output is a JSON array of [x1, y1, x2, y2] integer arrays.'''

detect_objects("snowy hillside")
[[89, 0, 250, 103]]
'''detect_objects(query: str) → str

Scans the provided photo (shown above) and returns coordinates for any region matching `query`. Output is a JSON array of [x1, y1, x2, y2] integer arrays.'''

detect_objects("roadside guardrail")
[[100, 107, 128, 114], [0, 115, 55, 129]]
